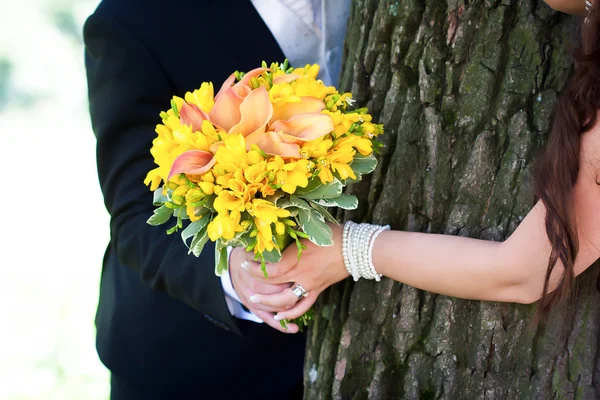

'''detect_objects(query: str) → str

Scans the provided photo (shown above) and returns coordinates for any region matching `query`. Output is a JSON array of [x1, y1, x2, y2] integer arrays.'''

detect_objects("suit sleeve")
[[83, 12, 240, 333]]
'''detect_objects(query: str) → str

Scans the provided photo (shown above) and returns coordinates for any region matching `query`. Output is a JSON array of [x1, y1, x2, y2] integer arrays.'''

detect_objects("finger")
[[247, 261, 296, 283], [246, 278, 291, 295], [274, 295, 317, 321], [249, 287, 303, 310], [241, 261, 291, 286], [243, 291, 292, 313], [244, 249, 299, 279], [253, 309, 299, 334]]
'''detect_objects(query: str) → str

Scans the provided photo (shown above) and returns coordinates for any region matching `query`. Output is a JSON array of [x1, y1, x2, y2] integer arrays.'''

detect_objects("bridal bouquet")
[[144, 60, 383, 328]]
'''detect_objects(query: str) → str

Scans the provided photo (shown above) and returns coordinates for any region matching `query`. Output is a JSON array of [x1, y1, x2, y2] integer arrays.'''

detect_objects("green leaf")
[[147, 205, 173, 226], [214, 243, 229, 276], [297, 178, 343, 200], [309, 201, 339, 225], [189, 228, 209, 257], [174, 206, 188, 219], [181, 218, 209, 246], [289, 195, 311, 210], [153, 188, 167, 206], [297, 208, 333, 246], [262, 244, 282, 264], [294, 177, 322, 195], [221, 231, 251, 249], [349, 154, 377, 182], [314, 194, 359, 210]]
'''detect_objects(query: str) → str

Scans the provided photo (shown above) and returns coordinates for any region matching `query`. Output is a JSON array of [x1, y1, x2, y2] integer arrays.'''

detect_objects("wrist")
[[341, 221, 389, 282]]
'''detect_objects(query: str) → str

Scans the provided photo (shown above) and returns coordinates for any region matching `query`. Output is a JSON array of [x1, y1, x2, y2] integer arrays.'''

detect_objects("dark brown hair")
[[533, 5, 600, 317]]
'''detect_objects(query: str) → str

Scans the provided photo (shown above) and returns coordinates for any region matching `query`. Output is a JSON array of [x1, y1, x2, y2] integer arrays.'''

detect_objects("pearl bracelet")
[[341, 221, 390, 281]]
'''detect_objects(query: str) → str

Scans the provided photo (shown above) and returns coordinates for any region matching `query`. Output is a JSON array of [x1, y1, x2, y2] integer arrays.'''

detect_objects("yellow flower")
[[301, 137, 333, 159], [335, 135, 373, 156], [172, 184, 191, 205], [198, 181, 214, 195], [269, 83, 301, 105], [213, 190, 245, 213], [275, 221, 286, 236], [291, 77, 334, 100], [322, 110, 365, 136], [254, 218, 275, 253], [291, 64, 320, 80], [187, 205, 203, 222], [244, 161, 267, 183], [251, 199, 290, 224], [280, 159, 311, 194], [315, 158, 334, 184], [144, 168, 163, 191], [201, 172, 215, 183], [214, 134, 255, 169], [207, 211, 243, 241], [184, 82, 215, 113], [185, 188, 204, 204], [144, 107, 218, 190]]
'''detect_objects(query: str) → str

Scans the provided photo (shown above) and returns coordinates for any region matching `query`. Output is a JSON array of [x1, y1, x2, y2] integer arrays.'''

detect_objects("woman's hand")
[[242, 223, 350, 321], [229, 247, 299, 333]]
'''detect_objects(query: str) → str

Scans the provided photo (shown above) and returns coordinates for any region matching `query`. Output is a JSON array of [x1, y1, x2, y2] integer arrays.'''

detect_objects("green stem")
[[274, 231, 313, 332]]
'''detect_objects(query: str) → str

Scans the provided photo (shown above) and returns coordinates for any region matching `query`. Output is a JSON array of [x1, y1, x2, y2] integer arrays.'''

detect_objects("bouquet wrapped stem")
[[144, 60, 383, 331]]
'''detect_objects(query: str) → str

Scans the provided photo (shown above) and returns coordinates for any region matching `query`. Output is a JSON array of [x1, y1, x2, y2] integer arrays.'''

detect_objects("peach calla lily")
[[246, 131, 302, 159], [209, 87, 244, 131], [271, 96, 325, 123], [168, 150, 216, 180], [229, 86, 273, 137], [271, 113, 335, 144], [179, 103, 208, 132], [209, 68, 269, 131], [273, 74, 300, 85], [174, 67, 335, 161]]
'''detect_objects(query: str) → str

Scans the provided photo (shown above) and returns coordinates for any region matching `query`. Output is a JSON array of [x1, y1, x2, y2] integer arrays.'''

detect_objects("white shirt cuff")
[[220, 247, 263, 323]]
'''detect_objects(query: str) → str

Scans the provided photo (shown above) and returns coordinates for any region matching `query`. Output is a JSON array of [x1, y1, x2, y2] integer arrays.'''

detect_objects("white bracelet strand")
[[358, 223, 378, 280], [368, 225, 390, 281], [342, 221, 353, 278], [346, 221, 361, 281], [342, 221, 388, 281]]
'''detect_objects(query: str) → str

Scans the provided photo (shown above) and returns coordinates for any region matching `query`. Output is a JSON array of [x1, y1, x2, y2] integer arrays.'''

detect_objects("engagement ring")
[[291, 283, 309, 299]]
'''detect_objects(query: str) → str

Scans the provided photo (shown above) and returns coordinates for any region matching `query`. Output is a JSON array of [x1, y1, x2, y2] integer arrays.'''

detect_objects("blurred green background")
[[0, 0, 111, 398]]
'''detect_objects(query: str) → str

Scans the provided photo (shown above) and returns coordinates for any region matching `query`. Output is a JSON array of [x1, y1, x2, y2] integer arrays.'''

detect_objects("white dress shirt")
[[220, 0, 352, 322]]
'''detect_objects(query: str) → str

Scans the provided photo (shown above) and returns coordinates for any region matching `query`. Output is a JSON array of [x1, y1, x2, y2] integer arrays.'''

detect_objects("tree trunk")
[[304, 1, 600, 399]]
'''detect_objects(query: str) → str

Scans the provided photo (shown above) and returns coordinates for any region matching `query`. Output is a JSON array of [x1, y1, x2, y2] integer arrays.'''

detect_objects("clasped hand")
[[229, 223, 348, 333]]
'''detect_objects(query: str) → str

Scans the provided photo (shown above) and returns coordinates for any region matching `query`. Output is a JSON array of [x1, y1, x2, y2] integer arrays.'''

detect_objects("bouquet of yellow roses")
[[144, 60, 382, 328]]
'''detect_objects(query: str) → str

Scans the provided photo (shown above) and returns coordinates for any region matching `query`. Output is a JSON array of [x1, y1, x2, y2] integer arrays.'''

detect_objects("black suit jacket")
[[83, 0, 306, 397]]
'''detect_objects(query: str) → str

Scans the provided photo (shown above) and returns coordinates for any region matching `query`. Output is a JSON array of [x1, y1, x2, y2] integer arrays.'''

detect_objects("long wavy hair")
[[533, 4, 600, 317]]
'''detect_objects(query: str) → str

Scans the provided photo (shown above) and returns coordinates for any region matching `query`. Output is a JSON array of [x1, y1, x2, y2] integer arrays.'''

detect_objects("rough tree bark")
[[304, 1, 600, 399]]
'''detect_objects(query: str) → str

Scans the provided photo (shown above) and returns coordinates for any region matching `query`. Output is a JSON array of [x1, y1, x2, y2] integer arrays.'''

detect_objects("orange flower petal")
[[209, 87, 243, 131], [270, 113, 334, 143], [273, 73, 300, 85], [179, 103, 209, 132], [168, 150, 216, 180], [214, 73, 236, 101], [246, 130, 301, 158], [238, 67, 269, 87], [229, 86, 273, 137], [271, 97, 325, 124]]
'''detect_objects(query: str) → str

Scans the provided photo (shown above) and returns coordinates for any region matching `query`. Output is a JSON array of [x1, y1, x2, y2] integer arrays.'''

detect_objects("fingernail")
[[250, 295, 260, 303], [274, 314, 282, 321], [240, 260, 250, 270]]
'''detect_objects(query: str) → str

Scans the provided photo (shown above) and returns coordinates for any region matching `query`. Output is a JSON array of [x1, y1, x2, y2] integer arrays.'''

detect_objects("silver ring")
[[291, 283, 309, 300]]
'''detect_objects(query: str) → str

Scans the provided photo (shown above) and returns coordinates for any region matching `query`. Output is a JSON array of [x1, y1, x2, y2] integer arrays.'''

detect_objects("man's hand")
[[229, 247, 299, 333]]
